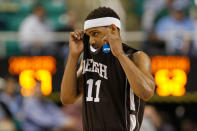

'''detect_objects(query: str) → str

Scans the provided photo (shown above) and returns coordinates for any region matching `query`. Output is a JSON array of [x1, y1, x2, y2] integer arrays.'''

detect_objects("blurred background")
[[0, 0, 197, 130]]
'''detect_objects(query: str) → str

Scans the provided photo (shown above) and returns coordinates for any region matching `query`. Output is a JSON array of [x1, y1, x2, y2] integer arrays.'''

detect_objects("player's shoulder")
[[122, 43, 148, 57], [122, 43, 150, 63], [133, 51, 149, 59], [132, 51, 151, 68], [122, 43, 138, 55]]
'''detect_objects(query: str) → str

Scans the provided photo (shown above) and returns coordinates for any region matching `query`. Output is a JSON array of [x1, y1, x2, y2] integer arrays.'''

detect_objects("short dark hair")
[[85, 7, 120, 21], [32, 4, 45, 12]]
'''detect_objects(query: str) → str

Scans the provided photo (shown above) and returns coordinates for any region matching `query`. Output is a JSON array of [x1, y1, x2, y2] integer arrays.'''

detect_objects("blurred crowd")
[[0, 0, 197, 131], [1, 0, 197, 59], [1, 75, 196, 131], [141, 105, 197, 131], [141, 0, 197, 57], [0, 75, 82, 131], [17, 4, 77, 60], [0, 1, 79, 62]]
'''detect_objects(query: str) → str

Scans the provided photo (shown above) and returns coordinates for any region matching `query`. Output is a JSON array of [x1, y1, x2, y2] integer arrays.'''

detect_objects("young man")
[[61, 7, 155, 131]]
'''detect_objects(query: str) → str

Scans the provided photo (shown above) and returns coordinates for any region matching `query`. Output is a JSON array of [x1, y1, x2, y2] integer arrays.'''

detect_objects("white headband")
[[84, 17, 121, 30]]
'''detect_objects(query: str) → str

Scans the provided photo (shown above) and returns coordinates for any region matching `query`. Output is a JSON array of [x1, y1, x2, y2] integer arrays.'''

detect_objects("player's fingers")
[[74, 32, 81, 40], [71, 32, 80, 40], [78, 30, 84, 40], [76, 31, 83, 40], [74, 30, 84, 40], [70, 32, 76, 39], [79, 31, 84, 40]]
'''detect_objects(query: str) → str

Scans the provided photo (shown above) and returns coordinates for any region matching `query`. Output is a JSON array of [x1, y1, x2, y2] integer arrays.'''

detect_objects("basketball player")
[[61, 7, 155, 131]]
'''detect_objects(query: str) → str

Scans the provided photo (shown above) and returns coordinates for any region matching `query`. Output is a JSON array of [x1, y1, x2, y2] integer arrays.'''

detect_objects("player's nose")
[[89, 37, 95, 45]]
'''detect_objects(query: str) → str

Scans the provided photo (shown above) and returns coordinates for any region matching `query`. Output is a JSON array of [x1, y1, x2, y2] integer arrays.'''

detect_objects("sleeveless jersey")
[[82, 34, 145, 131]]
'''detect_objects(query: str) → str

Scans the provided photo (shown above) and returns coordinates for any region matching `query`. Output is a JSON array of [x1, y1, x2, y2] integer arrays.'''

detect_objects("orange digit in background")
[[35, 70, 52, 96], [19, 70, 35, 97], [19, 69, 52, 96], [9, 56, 56, 97], [155, 69, 187, 96]]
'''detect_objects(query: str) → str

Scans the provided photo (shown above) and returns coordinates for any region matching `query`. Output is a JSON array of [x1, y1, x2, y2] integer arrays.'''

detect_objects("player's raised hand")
[[102, 24, 123, 58], [69, 30, 84, 58]]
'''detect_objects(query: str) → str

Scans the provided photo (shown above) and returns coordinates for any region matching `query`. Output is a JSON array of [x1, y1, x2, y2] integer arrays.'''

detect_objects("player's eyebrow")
[[85, 29, 100, 36]]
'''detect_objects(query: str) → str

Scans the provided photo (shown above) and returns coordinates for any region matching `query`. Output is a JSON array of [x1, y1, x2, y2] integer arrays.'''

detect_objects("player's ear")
[[109, 24, 118, 34]]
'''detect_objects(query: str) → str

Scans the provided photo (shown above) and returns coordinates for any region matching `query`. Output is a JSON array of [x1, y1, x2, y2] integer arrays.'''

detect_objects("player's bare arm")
[[129, 51, 155, 101], [103, 24, 155, 101], [61, 30, 84, 105]]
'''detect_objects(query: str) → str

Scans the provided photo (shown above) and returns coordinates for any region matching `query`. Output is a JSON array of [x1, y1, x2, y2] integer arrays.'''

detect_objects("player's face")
[[34, 6, 45, 20], [85, 26, 111, 49], [5, 78, 17, 96]]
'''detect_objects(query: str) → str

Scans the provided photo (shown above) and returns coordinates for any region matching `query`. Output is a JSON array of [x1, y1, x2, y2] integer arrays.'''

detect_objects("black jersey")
[[82, 34, 145, 131]]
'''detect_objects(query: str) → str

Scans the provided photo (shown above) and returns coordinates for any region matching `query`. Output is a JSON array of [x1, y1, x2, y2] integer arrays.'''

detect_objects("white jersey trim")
[[129, 89, 136, 131]]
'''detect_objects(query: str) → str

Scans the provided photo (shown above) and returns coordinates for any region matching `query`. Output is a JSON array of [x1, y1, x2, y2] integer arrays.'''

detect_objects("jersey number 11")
[[86, 79, 101, 102]]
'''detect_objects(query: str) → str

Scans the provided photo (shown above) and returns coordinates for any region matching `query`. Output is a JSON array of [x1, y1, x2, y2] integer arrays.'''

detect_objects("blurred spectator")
[[141, 105, 161, 131], [140, 115, 157, 131], [155, 0, 195, 56], [141, 105, 175, 131], [142, 0, 191, 32], [0, 118, 16, 131], [0, 77, 5, 91], [21, 80, 75, 131], [0, 77, 7, 120], [18, 4, 55, 56], [181, 119, 197, 131], [142, 31, 166, 56], [0, 76, 22, 130], [56, 10, 80, 64], [158, 112, 176, 131], [0, 78, 14, 131], [153, 0, 174, 26], [142, 0, 166, 32], [0, 100, 17, 131], [142, 0, 173, 56], [59, 10, 79, 32], [0, 76, 22, 117], [62, 99, 83, 131], [56, 10, 78, 59], [190, 7, 197, 57]]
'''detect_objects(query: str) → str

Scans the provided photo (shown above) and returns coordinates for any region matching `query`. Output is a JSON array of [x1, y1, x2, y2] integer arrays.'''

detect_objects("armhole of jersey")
[[123, 44, 139, 60]]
